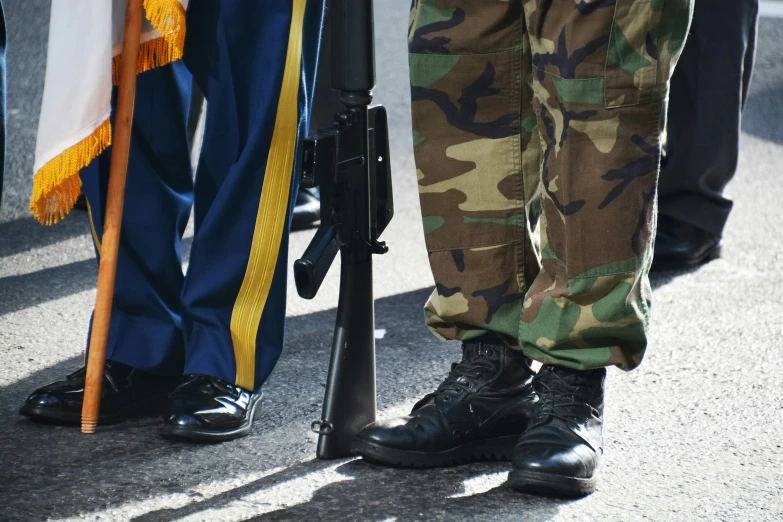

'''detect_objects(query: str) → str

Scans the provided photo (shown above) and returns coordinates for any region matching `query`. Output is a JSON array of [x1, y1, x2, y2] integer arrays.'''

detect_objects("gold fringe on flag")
[[29, 119, 113, 225], [112, 0, 186, 84], [31, 0, 186, 225]]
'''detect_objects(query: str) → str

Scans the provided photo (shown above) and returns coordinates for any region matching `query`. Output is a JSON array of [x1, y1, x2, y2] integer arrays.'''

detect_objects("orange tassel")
[[29, 119, 112, 225]]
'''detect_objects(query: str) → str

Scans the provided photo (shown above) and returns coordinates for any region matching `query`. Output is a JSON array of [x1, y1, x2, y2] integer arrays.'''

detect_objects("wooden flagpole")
[[81, 0, 144, 434]]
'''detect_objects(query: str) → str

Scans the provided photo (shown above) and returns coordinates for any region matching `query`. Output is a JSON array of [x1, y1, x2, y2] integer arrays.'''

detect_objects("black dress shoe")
[[160, 375, 262, 443], [351, 336, 537, 467], [19, 361, 179, 425], [508, 365, 605, 498], [291, 187, 320, 231], [74, 192, 88, 211], [652, 214, 722, 271]]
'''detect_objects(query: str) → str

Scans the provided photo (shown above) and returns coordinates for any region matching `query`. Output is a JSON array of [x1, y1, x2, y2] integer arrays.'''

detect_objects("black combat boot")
[[352, 336, 537, 467], [508, 365, 606, 497]]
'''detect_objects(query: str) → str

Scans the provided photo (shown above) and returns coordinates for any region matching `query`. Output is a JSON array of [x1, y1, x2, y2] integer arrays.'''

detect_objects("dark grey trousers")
[[658, 0, 760, 237]]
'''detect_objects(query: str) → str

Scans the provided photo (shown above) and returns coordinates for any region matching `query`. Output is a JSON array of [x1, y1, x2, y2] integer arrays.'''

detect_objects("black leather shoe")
[[352, 336, 537, 467], [652, 214, 722, 271], [160, 375, 263, 443], [74, 191, 88, 211], [291, 187, 320, 231], [19, 361, 179, 425], [508, 365, 605, 497]]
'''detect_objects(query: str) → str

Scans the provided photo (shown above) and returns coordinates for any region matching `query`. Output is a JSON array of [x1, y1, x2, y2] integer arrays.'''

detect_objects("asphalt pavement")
[[1, 2, 782, 521]]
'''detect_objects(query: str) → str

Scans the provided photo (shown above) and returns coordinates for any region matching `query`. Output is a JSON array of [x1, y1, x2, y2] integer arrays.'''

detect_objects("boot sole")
[[351, 435, 519, 468], [507, 469, 596, 498], [18, 392, 171, 426], [158, 394, 263, 443]]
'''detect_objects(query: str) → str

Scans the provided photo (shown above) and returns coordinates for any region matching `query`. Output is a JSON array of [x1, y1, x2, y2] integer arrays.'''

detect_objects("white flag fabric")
[[31, 0, 188, 225]]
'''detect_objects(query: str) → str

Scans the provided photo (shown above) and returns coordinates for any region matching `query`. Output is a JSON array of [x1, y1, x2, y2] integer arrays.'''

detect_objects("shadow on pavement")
[[0, 354, 206, 521], [4, 288, 554, 522], [0, 258, 96, 315], [0, 214, 92, 258], [252, 460, 567, 521], [649, 266, 702, 290], [0, 217, 696, 520], [136, 459, 567, 522], [0, 236, 193, 317]]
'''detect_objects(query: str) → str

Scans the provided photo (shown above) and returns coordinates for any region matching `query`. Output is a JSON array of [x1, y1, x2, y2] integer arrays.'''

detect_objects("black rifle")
[[294, 0, 393, 460]]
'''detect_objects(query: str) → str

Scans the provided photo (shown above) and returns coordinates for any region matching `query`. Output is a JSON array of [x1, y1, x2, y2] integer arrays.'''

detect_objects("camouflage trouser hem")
[[409, 0, 692, 370]]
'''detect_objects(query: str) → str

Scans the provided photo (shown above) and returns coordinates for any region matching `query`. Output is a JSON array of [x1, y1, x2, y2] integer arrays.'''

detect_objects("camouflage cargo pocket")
[[605, 0, 693, 107]]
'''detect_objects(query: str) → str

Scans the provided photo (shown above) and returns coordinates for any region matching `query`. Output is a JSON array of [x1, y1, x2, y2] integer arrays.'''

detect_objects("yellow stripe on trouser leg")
[[229, 0, 307, 392], [86, 200, 103, 254]]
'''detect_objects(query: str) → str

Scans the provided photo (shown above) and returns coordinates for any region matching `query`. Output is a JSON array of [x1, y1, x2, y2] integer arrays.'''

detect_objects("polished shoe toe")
[[24, 392, 63, 409], [165, 413, 207, 430], [19, 391, 76, 423], [19, 362, 176, 425], [160, 374, 262, 443]]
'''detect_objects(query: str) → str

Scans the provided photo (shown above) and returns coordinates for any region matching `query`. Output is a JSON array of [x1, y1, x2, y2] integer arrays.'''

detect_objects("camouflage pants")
[[410, 0, 692, 370]]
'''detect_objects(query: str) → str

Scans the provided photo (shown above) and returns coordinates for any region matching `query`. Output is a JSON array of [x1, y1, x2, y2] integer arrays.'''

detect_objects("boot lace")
[[532, 367, 600, 428], [412, 344, 499, 410]]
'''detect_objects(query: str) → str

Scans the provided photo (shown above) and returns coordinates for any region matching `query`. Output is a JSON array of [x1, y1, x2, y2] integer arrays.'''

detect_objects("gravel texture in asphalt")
[[1, 2, 782, 521]]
